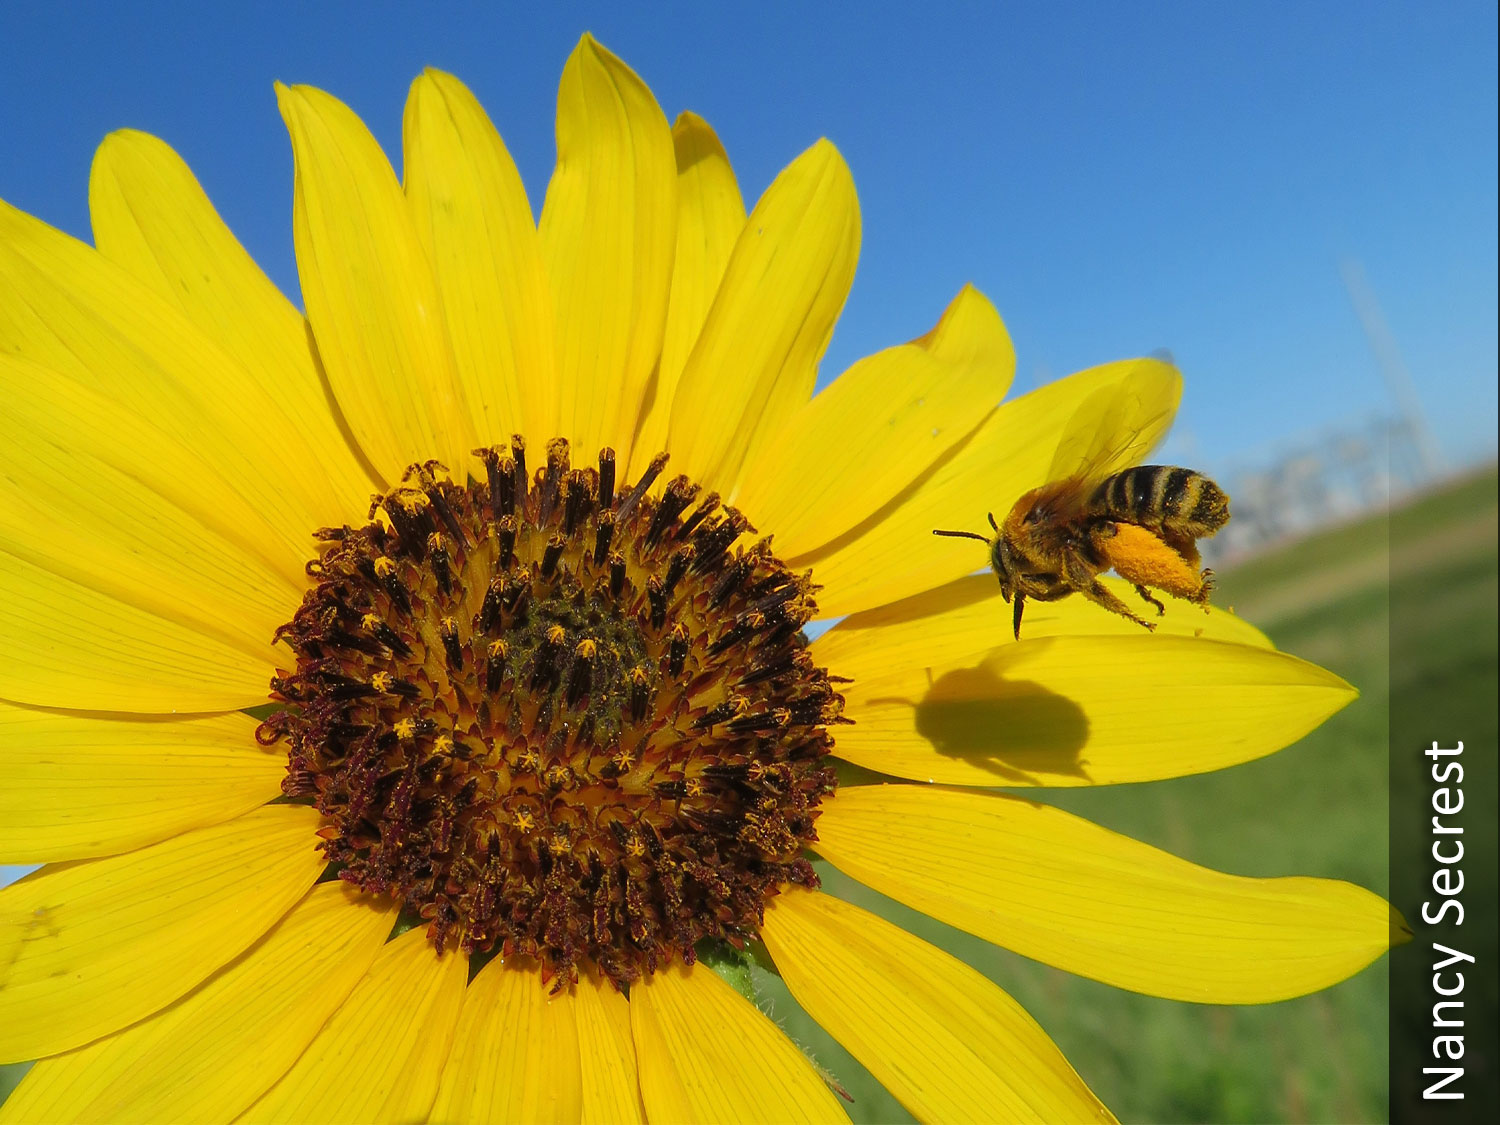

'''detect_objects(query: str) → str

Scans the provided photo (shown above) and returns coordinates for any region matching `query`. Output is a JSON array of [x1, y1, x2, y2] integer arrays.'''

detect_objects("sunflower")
[[0, 34, 1400, 1125]]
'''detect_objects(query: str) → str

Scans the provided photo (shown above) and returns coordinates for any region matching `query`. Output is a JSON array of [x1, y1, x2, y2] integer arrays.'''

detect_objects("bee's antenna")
[[987, 511, 999, 532], [932, 529, 991, 543]]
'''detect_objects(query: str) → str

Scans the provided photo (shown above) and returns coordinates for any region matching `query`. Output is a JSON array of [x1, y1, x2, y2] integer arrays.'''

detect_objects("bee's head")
[[989, 534, 1017, 602]]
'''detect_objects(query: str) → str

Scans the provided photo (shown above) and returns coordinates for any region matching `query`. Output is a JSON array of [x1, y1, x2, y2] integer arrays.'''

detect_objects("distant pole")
[[1340, 257, 1445, 479]]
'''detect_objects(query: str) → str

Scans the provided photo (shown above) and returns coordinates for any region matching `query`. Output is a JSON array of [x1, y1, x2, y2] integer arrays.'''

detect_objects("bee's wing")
[[1045, 369, 1179, 488]]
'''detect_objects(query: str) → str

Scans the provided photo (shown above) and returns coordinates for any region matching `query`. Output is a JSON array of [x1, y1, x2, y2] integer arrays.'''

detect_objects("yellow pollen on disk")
[[371, 672, 393, 693], [394, 718, 417, 741], [394, 489, 429, 513]]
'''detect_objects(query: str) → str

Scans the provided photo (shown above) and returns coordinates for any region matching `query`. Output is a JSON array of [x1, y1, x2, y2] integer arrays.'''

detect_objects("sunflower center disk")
[[258, 438, 844, 986]]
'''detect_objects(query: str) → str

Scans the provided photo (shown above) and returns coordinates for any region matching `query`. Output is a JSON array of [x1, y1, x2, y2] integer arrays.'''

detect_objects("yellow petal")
[[630, 961, 850, 1125], [815, 571, 1274, 682], [539, 34, 676, 471], [0, 352, 302, 707], [88, 129, 377, 511], [239, 925, 467, 1125], [403, 69, 559, 449], [0, 882, 394, 1125], [575, 969, 645, 1125], [796, 358, 1181, 617], [0, 805, 323, 1063], [430, 956, 582, 1124], [0, 350, 310, 594], [0, 547, 272, 714], [0, 705, 282, 863], [666, 139, 860, 496], [762, 888, 1114, 1124], [0, 198, 338, 555], [631, 111, 746, 473], [620, 984, 692, 1125], [818, 632, 1353, 787], [736, 285, 1014, 557], [815, 785, 1405, 1003], [277, 82, 474, 479]]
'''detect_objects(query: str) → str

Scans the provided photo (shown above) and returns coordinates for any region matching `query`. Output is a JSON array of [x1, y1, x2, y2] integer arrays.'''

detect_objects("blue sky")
[[0, 0, 1495, 478]]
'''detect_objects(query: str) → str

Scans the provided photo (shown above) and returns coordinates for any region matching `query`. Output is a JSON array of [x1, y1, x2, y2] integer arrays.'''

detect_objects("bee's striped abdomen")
[[1095, 465, 1174, 520], [1093, 466, 1229, 535]]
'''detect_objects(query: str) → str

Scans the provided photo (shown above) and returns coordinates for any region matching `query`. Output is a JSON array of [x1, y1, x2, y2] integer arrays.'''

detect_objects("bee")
[[934, 381, 1229, 639]]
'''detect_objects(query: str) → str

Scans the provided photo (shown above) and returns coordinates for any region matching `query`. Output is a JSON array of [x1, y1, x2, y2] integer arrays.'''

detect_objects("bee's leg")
[[1063, 547, 1154, 630], [1134, 584, 1167, 616], [1194, 568, 1215, 610], [1162, 527, 1213, 609], [1085, 581, 1155, 630], [1160, 526, 1201, 565], [1094, 523, 1210, 609]]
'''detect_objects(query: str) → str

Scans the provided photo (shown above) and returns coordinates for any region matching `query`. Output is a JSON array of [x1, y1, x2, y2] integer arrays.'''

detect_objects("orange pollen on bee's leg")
[[256, 438, 847, 989], [1094, 522, 1210, 604]]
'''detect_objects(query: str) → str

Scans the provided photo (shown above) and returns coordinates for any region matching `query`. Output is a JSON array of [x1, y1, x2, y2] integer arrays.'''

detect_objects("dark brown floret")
[[258, 439, 843, 987]]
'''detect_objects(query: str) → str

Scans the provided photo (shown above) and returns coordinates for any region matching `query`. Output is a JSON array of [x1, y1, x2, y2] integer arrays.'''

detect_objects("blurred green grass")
[[758, 466, 1498, 1124], [3, 469, 1493, 1119]]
